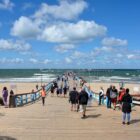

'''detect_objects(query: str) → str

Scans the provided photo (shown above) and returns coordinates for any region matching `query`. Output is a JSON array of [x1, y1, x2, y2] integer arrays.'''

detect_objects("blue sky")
[[0, 0, 140, 69]]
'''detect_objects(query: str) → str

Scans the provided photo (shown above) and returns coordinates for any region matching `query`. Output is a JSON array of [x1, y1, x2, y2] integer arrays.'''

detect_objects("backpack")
[[110, 91, 117, 99], [80, 95, 87, 104]]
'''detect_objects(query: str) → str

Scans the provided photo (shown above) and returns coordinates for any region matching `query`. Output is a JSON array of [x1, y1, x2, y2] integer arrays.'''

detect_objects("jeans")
[[99, 96, 104, 105], [106, 97, 111, 108], [123, 113, 130, 122]]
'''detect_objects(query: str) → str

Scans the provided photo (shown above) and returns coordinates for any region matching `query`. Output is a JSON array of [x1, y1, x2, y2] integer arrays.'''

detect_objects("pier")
[[0, 77, 140, 140]]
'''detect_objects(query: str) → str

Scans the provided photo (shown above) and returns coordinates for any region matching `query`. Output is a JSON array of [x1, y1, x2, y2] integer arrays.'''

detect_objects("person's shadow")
[[0, 136, 16, 140], [130, 119, 140, 124], [85, 114, 101, 119]]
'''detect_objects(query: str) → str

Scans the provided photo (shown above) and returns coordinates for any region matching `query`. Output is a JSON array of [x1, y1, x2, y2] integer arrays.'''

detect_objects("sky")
[[0, 0, 140, 69]]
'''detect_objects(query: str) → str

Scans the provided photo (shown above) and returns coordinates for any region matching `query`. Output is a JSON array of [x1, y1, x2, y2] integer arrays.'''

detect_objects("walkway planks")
[[0, 78, 140, 140]]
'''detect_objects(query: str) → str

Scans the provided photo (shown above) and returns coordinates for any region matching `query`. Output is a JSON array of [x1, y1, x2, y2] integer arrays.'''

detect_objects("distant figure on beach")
[[50, 84, 55, 97], [63, 80, 68, 97], [110, 86, 118, 110], [59, 79, 63, 95], [121, 88, 132, 125], [36, 84, 39, 90], [41, 87, 46, 106], [79, 88, 89, 119], [9, 90, 15, 108], [80, 80, 85, 88], [98, 87, 104, 105], [69, 87, 79, 111], [106, 85, 112, 108], [2, 87, 8, 107]]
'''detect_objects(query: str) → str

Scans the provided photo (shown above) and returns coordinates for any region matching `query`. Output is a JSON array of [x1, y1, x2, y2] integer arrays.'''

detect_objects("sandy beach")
[[0, 82, 45, 96], [0, 81, 139, 98]]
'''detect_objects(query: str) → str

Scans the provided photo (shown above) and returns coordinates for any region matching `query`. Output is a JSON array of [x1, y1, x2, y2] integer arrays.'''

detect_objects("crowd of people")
[[49, 74, 70, 98], [0, 72, 133, 125], [97, 85, 132, 125], [68, 82, 132, 124]]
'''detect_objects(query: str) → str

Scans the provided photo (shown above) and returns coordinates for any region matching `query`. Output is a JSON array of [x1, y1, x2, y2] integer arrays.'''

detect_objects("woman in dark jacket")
[[121, 88, 132, 125]]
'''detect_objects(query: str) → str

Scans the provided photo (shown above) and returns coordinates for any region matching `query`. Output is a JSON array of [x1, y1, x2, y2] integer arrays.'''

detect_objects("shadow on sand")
[[85, 114, 101, 119], [0, 136, 16, 140], [130, 119, 140, 124]]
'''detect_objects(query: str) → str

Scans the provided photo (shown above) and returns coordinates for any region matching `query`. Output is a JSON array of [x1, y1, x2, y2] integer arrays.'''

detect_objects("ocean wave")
[[0, 77, 56, 83], [33, 73, 55, 77]]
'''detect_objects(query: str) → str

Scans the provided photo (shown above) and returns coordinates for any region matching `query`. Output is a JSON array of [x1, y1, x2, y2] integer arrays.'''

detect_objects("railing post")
[[20, 95, 23, 106], [15, 96, 18, 107], [26, 94, 28, 104], [34, 93, 36, 100]]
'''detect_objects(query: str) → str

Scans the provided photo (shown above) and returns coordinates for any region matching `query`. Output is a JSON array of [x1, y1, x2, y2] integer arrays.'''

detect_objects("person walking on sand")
[[41, 86, 46, 106], [36, 84, 39, 90], [79, 88, 89, 119], [99, 87, 104, 105], [2, 87, 8, 108], [121, 88, 132, 125]]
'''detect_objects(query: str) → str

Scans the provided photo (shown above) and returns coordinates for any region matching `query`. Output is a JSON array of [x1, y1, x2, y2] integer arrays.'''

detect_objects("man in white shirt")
[[99, 87, 104, 105]]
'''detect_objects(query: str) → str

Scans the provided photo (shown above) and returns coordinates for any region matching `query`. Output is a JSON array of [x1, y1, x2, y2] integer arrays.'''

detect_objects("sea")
[[0, 69, 140, 84]]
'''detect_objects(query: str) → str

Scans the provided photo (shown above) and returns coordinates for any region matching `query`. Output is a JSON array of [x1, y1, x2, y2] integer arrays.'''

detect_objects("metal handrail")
[[13, 82, 53, 107]]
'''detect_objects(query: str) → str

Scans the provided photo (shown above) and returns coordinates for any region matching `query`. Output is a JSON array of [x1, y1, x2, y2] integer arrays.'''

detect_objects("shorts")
[[82, 105, 87, 112], [111, 98, 117, 103]]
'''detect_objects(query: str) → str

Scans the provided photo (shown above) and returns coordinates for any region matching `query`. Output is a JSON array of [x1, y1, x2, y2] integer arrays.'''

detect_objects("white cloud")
[[0, 58, 24, 64], [116, 53, 123, 58], [0, 39, 31, 51], [11, 16, 40, 38], [65, 57, 72, 64], [0, 0, 14, 10], [29, 58, 38, 64], [43, 59, 51, 64], [22, 3, 34, 10], [102, 37, 128, 47], [11, 1, 107, 43], [71, 51, 85, 59], [41, 20, 107, 43], [29, 58, 51, 64], [34, 0, 88, 20], [55, 44, 76, 53], [94, 46, 113, 53], [127, 54, 135, 59]]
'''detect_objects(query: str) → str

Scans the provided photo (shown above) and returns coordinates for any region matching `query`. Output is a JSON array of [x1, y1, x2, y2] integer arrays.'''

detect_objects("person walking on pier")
[[79, 88, 89, 119], [69, 87, 79, 111], [121, 88, 132, 125], [41, 86, 46, 106], [50, 83, 55, 97]]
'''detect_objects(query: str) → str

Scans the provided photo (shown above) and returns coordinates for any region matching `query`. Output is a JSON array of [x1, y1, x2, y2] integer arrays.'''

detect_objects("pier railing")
[[12, 82, 53, 107], [84, 85, 140, 107]]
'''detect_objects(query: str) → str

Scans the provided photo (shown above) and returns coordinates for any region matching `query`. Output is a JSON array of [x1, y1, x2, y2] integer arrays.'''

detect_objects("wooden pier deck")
[[0, 77, 140, 140]]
